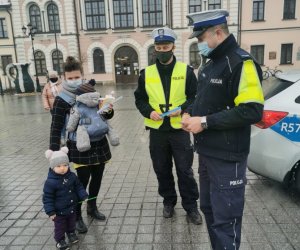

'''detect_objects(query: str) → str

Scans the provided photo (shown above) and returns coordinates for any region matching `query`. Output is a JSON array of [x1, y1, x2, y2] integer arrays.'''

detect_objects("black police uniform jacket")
[[192, 34, 264, 162], [43, 168, 88, 216]]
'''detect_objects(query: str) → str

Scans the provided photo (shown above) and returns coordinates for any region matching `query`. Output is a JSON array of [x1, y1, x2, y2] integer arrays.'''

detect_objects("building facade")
[[76, 0, 239, 84], [9, 0, 289, 87], [240, 0, 300, 71], [1, 0, 239, 86], [0, 0, 17, 90]]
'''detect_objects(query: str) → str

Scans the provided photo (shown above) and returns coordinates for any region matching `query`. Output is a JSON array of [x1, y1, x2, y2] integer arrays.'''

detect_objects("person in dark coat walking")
[[49, 56, 113, 234], [182, 10, 264, 250], [43, 147, 88, 250], [134, 27, 202, 225]]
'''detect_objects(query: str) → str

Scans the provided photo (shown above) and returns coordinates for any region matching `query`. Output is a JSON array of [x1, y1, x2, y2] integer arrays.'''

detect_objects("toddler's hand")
[[50, 215, 56, 221]]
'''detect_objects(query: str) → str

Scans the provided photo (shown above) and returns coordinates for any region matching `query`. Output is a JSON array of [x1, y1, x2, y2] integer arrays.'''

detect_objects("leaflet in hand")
[[160, 107, 181, 118], [98, 95, 123, 114]]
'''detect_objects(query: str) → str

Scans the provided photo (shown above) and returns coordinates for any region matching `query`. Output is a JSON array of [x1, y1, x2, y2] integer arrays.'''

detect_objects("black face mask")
[[156, 50, 173, 64], [50, 78, 58, 83]]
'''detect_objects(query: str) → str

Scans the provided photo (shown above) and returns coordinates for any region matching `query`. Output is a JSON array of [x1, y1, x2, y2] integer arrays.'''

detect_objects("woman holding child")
[[49, 56, 113, 235]]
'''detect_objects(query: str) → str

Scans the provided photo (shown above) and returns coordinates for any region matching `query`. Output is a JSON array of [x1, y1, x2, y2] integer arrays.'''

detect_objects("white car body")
[[248, 71, 300, 184]]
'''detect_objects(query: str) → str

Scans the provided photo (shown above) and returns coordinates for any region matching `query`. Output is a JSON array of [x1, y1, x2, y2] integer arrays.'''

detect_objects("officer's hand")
[[150, 111, 162, 121], [181, 113, 191, 131], [181, 113, 190, 123], [181, 116, 204, 134], [168, 109, 181, 117]]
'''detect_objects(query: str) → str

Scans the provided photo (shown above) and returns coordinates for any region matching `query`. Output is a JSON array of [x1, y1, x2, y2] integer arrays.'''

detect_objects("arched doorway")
[[114, 46, 139, 84]]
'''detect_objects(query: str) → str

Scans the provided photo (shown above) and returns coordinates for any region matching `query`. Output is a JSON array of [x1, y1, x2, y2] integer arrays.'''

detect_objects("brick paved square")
[[0, 86, 299, 249]]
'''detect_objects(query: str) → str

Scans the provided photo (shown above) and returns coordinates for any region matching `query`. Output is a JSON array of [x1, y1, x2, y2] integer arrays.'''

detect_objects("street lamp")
[[22, 23, 41, 92], [50, 0, 60, 77]]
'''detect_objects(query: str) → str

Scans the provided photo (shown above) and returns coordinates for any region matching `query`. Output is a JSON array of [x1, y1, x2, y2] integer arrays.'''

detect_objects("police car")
[[248, 71, 300, 191]]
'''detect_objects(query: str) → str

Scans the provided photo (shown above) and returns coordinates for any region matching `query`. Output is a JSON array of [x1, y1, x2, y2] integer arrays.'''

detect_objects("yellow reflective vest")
[[144, 62, 187, 129]]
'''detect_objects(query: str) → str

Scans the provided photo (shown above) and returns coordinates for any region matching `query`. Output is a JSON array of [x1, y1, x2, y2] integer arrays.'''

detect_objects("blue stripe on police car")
[[270, 115, 300, 142]]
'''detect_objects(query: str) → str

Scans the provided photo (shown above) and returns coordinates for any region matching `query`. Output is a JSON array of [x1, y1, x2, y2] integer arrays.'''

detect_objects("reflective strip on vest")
[[234, 60, 265, 106], [144, 62, 187, 129]]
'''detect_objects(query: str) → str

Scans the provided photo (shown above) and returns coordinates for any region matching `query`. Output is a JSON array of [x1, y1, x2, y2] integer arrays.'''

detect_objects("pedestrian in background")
[[134, 27, 202, 225], [42, 70, 62, 114], [182, 9, 264, 249], [49, 56, 113, 234], [43, 147, 88, 250]]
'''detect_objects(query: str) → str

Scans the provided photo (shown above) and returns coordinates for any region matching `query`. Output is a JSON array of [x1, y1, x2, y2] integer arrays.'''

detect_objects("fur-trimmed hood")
[[76, 92, 100, 107]]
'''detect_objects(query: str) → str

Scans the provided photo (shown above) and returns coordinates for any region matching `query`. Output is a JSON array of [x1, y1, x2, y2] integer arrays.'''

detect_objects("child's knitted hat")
[[76, 80, 96, 95], [45, 147, 69, 169]]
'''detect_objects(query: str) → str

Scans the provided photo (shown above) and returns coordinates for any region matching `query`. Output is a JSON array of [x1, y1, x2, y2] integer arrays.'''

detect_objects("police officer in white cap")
[[182, 9, 264, 250], [134, 27, 202, 225]]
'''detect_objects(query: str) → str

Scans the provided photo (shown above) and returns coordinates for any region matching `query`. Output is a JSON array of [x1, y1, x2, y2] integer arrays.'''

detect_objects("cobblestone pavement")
[[0, 85, 299, 250]]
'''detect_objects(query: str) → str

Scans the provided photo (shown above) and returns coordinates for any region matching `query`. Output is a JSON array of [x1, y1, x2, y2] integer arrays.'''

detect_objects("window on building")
[[34, 51, 47, 75], [1, 55, 13, 75], [208, 0, 221, 10], [29, 4, 43, 32], [280, 44, 293, 64], [142, 0, 162, 27], [283, 0, 296, 19], [0, 18, 8, 38], [93, 48, 105, 73], [148, 45, 156, 65], [52, 50, 63, 75], [252, 0, 265, 21], [190, 43, 202, 69], [47, 3, 60, 32], [250, 45, 264, 65], [189, 0, 201, 13], [113, 0, 134, 28], [85, 0, 106, 30]]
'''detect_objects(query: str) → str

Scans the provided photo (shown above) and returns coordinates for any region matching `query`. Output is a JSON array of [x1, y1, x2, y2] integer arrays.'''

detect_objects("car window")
[[262, 78, 295, 100]]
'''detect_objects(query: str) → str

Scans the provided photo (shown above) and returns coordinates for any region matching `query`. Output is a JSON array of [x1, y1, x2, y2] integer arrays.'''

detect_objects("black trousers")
[[76, 163, 105, 217], [149, 129, 199, 212], [199, 154, 247, 250], [54, 213, 76, 242]]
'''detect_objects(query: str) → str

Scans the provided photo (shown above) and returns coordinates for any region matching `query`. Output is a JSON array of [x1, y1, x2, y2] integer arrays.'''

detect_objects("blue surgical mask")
[[63, 78, 83, 92], [197, 42, 214, 57], [67, 79, 82, 87]]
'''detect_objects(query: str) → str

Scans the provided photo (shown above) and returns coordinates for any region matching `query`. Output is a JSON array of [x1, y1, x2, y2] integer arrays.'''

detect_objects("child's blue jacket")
[[43, 168, 88, 216]]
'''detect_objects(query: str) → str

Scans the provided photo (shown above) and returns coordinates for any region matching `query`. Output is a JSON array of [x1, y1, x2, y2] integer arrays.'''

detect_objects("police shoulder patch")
[[235, 48, 251, 60]]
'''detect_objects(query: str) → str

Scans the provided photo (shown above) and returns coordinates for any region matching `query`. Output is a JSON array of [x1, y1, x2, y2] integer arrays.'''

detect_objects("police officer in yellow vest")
[[134, 27, 202, 225], [182, 10, 264, 249]]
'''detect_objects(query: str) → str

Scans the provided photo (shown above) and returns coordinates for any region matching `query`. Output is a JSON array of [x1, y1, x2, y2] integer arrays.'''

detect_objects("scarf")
[[61, 80, 77, 102], [50, 81, 59, 97]]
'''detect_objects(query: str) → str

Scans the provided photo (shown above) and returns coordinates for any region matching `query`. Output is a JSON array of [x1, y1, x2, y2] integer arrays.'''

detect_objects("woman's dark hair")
[[63, 56, 83, 74]]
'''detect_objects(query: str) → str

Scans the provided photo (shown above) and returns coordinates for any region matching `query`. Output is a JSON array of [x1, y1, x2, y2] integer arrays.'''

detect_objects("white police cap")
[[187, 9, 229, 39], [151, 27, 177, 43]]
